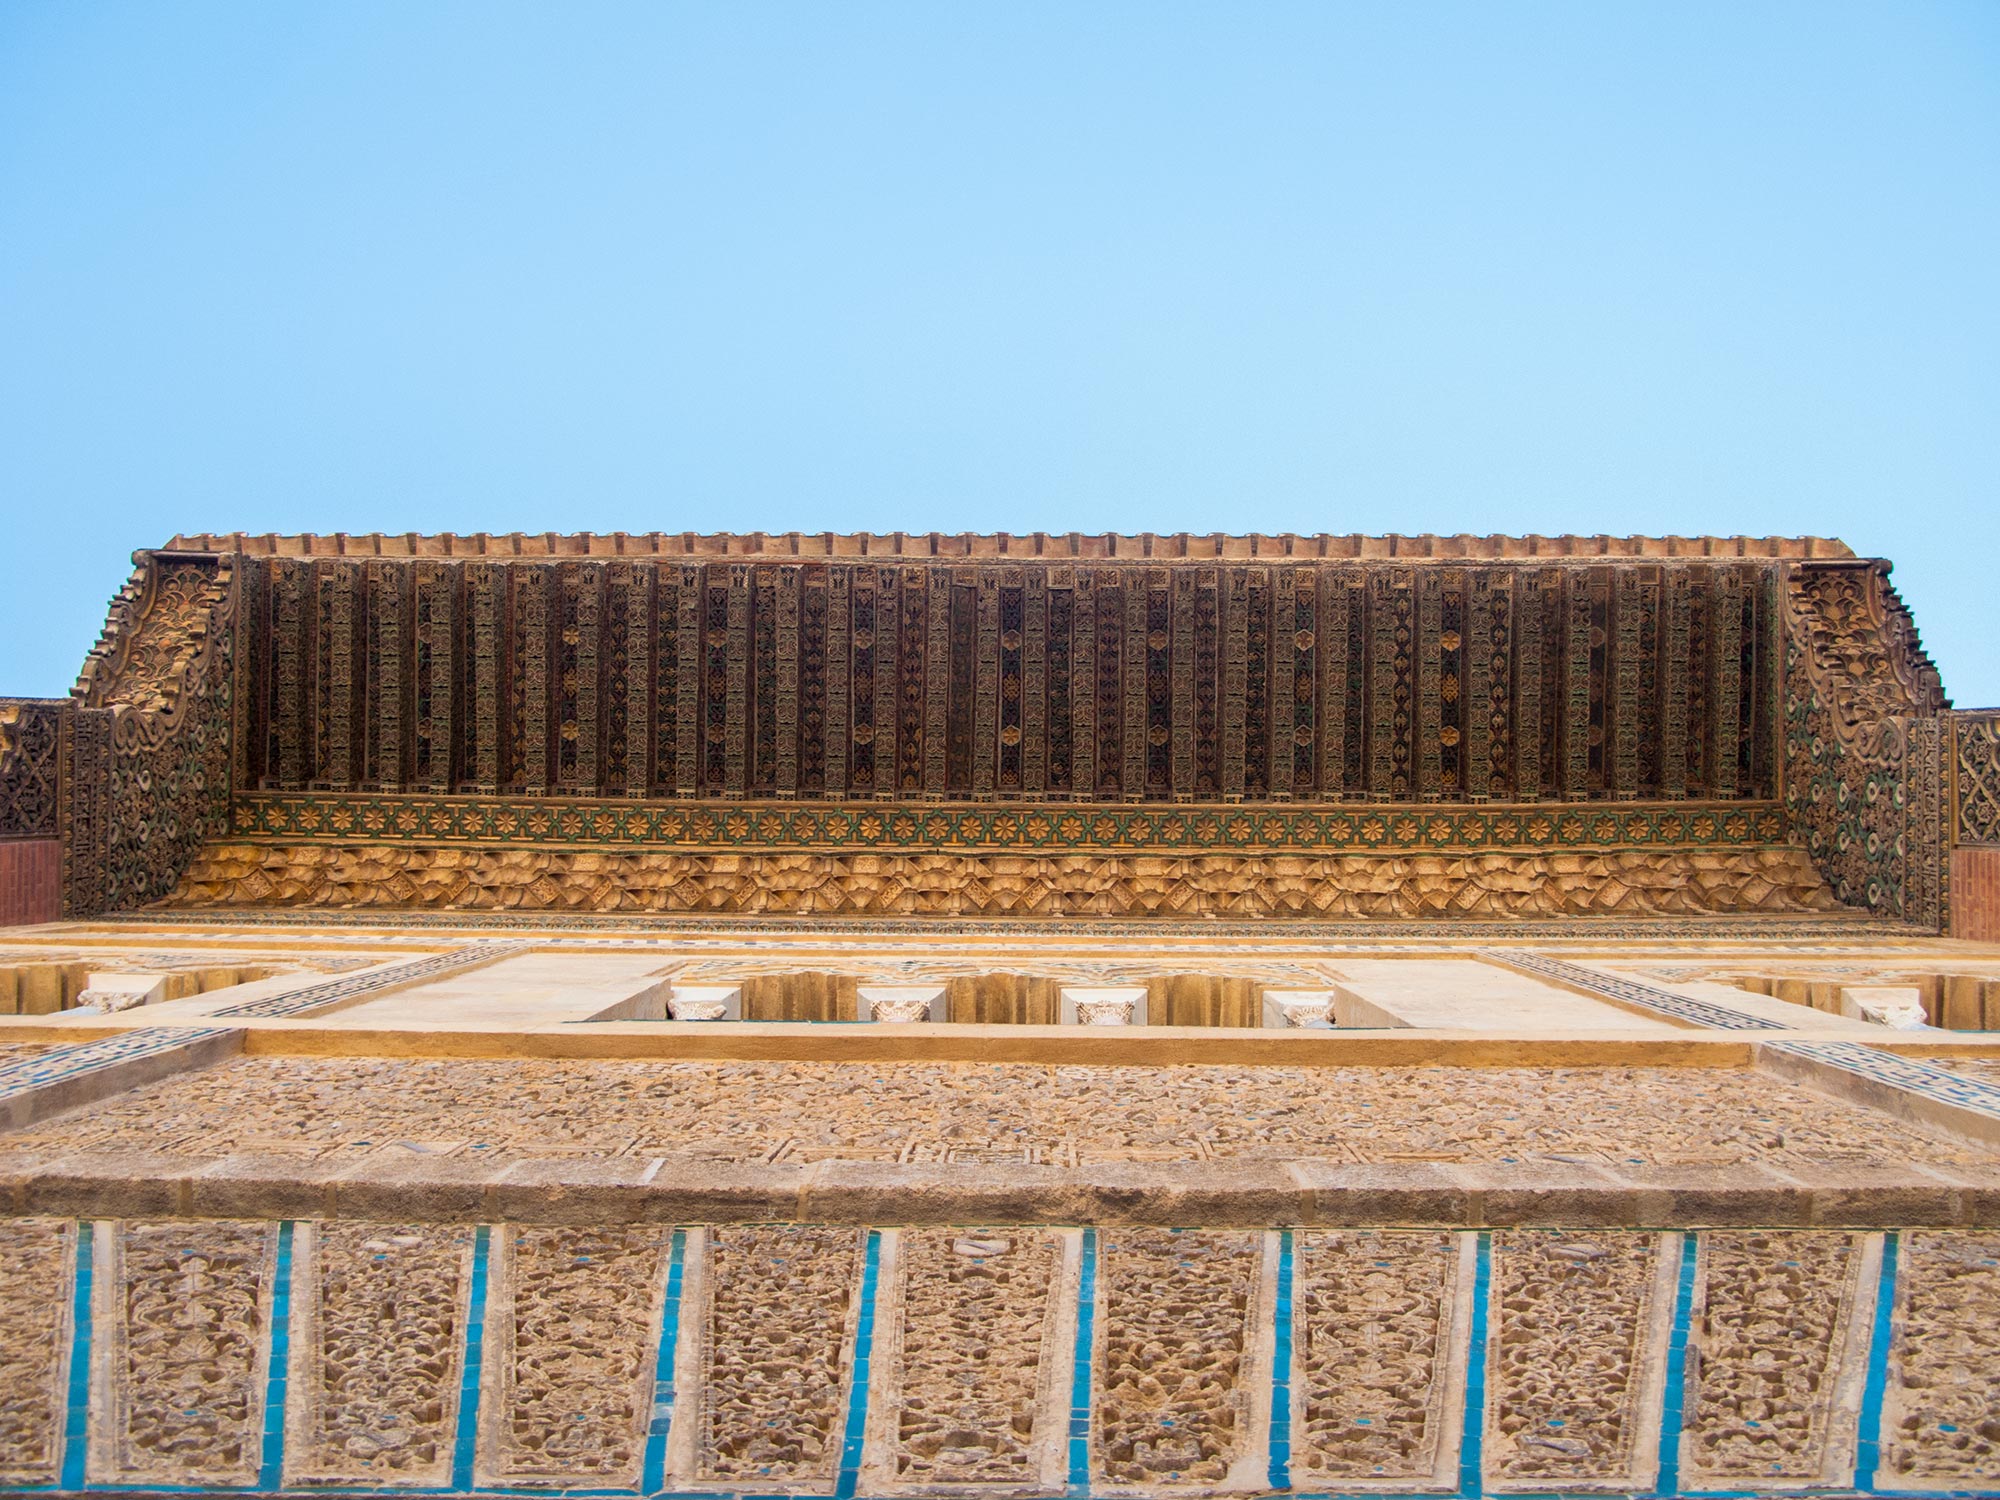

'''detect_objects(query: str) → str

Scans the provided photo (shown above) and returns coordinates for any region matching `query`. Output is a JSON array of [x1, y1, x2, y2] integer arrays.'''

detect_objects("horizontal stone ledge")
[[6, 1151, 1998, 1228]]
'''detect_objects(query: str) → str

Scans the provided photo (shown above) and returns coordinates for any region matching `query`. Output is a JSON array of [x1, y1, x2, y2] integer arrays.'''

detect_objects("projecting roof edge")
[[162, 530, 1855, 561]]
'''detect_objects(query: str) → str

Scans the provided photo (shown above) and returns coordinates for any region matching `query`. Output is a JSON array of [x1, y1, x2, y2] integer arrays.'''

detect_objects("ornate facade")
[[1, 532, 1998, 1499]]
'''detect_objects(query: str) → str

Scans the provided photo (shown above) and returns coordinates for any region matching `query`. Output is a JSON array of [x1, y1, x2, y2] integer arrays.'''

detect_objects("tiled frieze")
[[1679, 1231, 1876, 1489], [1484, 1230, 1675, 1493], [0, 1217, 75, 1487], [1880, 1231, 2000, 1488], [868, 1227, 1071, 1491], [477, 1225, 670, 1488], [1093, 1229, 1269, 1491], [89, 1219, 275, 1487], [285, 1221, 473, 1487], [1292, 1230, 1468, 1491], [687, 1224, 864, 1490]]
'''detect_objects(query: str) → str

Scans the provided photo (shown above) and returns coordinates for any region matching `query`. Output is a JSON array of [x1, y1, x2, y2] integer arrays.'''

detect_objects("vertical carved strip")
[[557, 561, 602, 793], [874, 568, 900, 796], [1144, 570, 1171, 797], [1122, 572, 1147, 799], [273, 559, 307, 789], [1661, 567, 1690, 798], [1270, 567, 1296, 798], [1290, 567, 1315, 796], [320, 560, 359, 788], [675, 564, 702, 795], [1024, 570, 1048, 794], [468, 561, 504, 791], [414, 562, 456, 791], [750, 568, 778, 793], [1171, 568, 1195, 798], [1611, 567, 1641, 797], [825, 567, 850, 797], [1711, 566, 1743, 797], [1245, 566, 1272, 798], [1223, 566, 1249, 799], [517, 564, 551, 793], [1094, 573, 1122, 796], [974, 571, 999, 796], [1072, 572, 1096, 797], [1485, 574, 1514, 798], [1366, 572, 1397, 798], [776, 566, 801, 796], [1316, 570, 1347, 798], [1465, 572, 1493, 799], [621, 564, 652, 794], [1561, 569, 1593, 799], [1417, 568, 1443, 800], [924, 568, 950, 796], [1192, 567, 1220, 797], [1880, 1231, 2000, 1488], [1514, 570, 1547, 799], [369, 560, 404, 789], [723, 564, 750, 797]]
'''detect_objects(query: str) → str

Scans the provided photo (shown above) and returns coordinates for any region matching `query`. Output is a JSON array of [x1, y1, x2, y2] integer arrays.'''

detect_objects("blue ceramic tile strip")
[[1477, 951, 1786, 1030], [1854, 1231, 1900, 1495], [1654, 1230, 1700, 1497], [641, 1229, 687, 1496], [1067, 1228, 1098, 1494], [0, 1026, 236, 1101], [1458, 1232, 1490, 1498], [452, 1224, 493, 1493], [258, 1221, 295, 1491], [1268, 1230, 1294, 1492], [833, 1230, 881, 1500], [1767, 1041, 2000, 1122], [210, 942, 530, 1019], [59, 1219, 94, 1491]]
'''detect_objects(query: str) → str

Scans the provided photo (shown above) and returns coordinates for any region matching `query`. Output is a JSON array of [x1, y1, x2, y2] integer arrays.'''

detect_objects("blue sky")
[[2, 1, 1994, 700]]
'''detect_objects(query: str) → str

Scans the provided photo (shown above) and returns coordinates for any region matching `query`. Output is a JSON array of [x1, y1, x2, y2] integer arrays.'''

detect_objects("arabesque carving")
[[1681, 1231, 1870, 1486], [0, 1218, 72, 1486], [697, 1225, 861, 1486], [163, 842, 1836, 919], [1881, 1230, 2000, 1486], [1094, 1229, 1261, 1489], [94, 1219, 273, 1487], [481, 1226, 667, 1487], [288, 1222, 471, 1486]]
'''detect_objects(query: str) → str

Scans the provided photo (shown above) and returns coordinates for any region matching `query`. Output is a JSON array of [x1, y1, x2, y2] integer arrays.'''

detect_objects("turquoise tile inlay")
[[59, 1220, 94, 1492], [833, 1230, 881, 1500], [452, 1224, 493, 1493], [1458, 1232, 1490, 1498], [1267, 1230, 1294, 1492], [258, 1221, 295, 1491], [1067, 1228, 1097, 1495], [1654, 1230, 1700, 1496], [641, 1229, 688, 1496], [1854, 1231, 1901, 1495]]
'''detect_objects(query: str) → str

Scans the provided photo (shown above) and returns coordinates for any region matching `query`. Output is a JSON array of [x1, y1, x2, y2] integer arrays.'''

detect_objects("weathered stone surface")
[[0, 1217, 72, 1486], [1881, 1230, 2000, 1487]]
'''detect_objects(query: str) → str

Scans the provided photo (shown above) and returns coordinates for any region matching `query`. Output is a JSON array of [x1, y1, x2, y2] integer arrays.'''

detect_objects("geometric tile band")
[[209, 941, 531, 1019], [1476, 951, 1789, 1031], [0, 1027, 237, 1105]]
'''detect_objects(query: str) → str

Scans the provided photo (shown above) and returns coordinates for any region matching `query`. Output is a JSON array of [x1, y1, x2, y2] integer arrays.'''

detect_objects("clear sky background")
[[3, 2, 1995, 700]]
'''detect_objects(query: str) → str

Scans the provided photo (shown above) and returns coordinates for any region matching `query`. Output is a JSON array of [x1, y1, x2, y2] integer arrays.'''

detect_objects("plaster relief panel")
[[1880, 1231, 2000, 1488], [0, 1218, 75, 1486], [865, 1227, 1074, 1494], [1294, 1230, 1470, 1491], [1679, 1231, 1876, 1490], [285, 1221, 474, 1487], [1093, 1228, 1272, 1493], [1485, 1230, 1675, 1493], [88, 1219, 275, 1487], [677, 1224, 864, 1492], [476, 1225, 669, 1489]]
